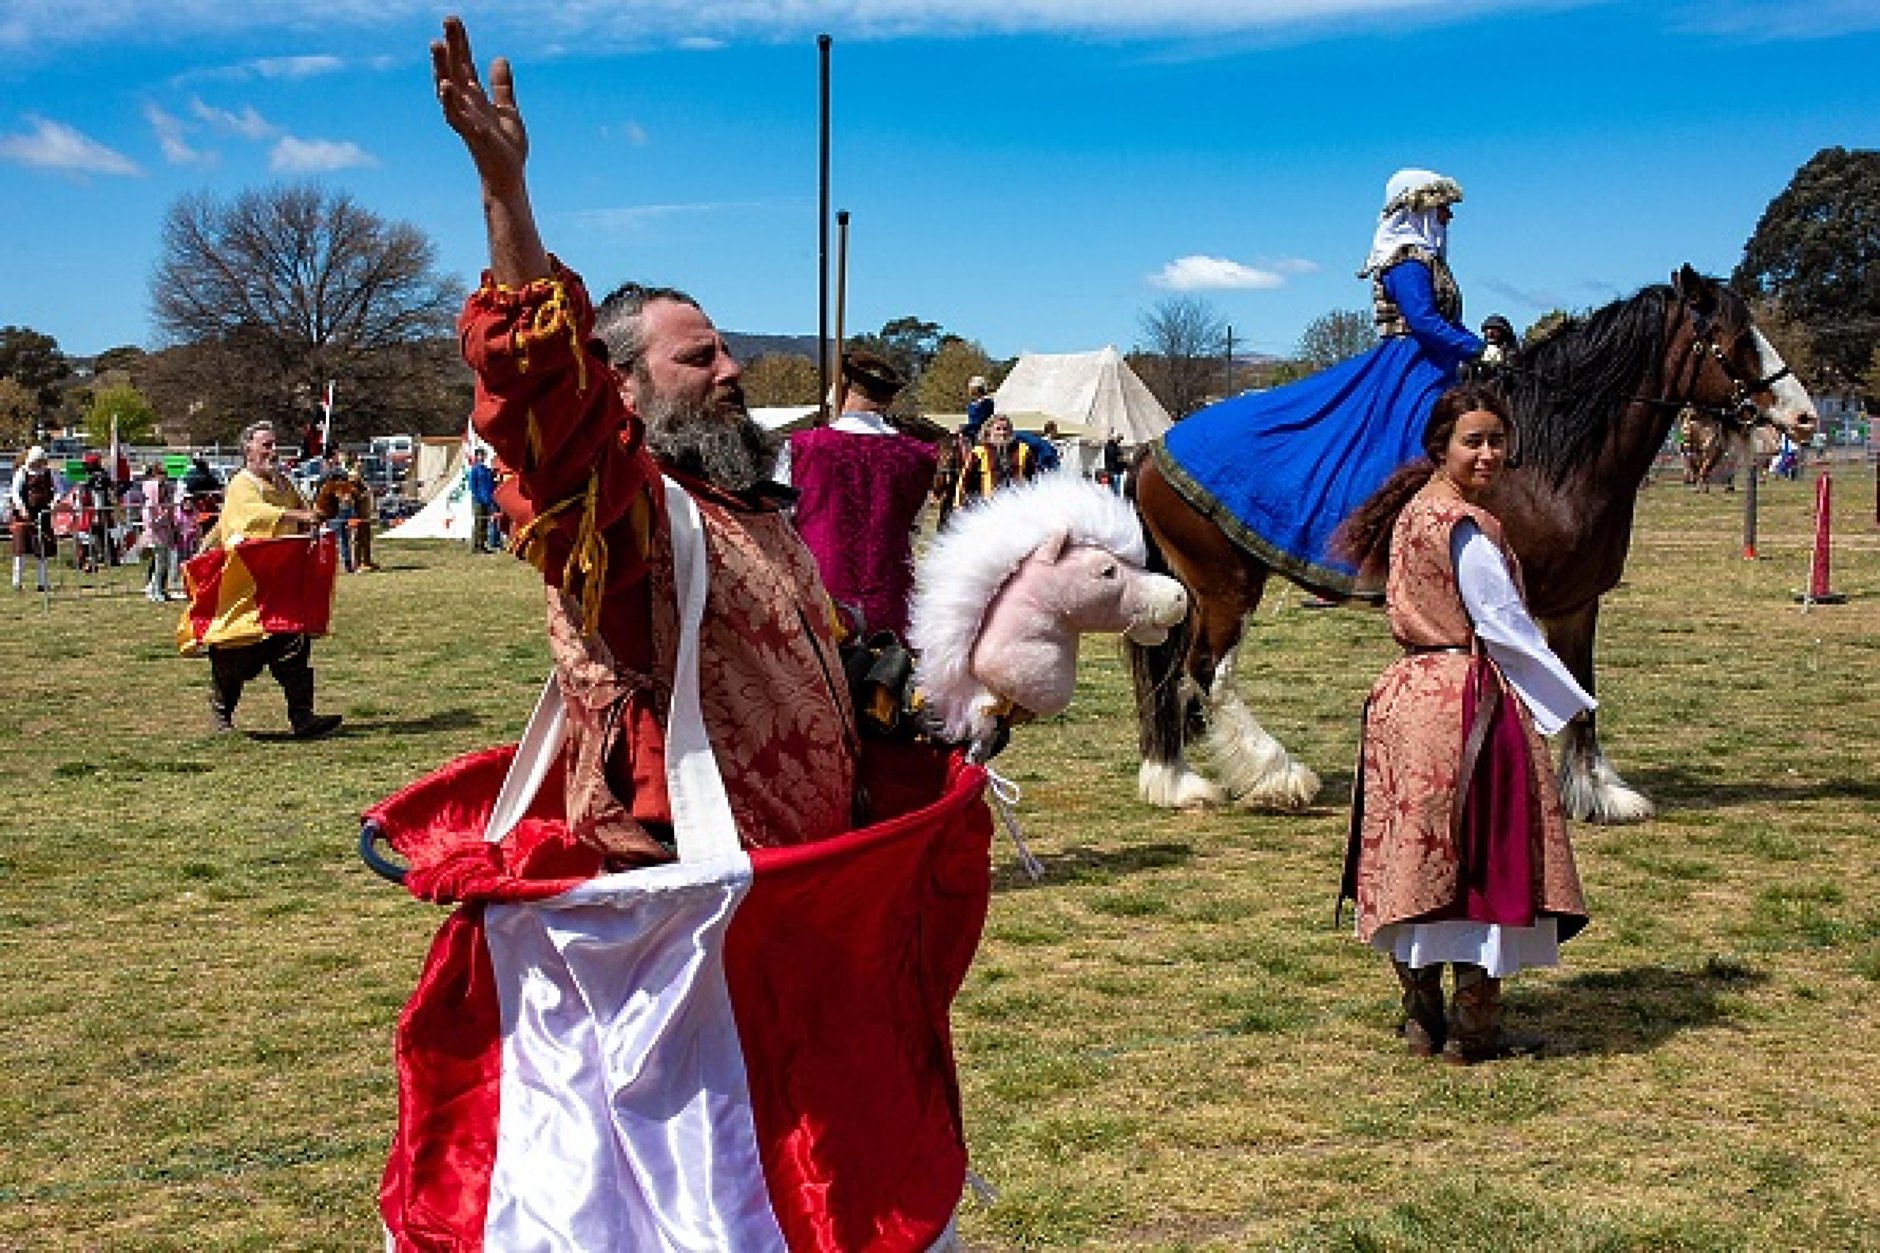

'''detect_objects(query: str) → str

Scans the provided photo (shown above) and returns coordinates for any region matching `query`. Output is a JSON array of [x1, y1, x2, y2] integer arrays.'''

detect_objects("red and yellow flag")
[[176, 533, 338, 655]]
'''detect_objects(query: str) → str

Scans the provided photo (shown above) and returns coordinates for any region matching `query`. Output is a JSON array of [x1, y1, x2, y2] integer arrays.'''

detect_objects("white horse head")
[[908, 474, 1186, 748]]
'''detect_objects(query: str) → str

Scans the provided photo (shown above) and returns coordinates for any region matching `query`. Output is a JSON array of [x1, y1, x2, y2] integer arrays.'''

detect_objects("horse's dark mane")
[[1500, 285, 1679, 482], [1502, 279, 1750, 484]]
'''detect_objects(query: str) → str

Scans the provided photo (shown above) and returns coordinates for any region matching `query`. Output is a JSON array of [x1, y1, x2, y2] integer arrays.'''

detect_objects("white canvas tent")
[[409, 435, 469, 504], [751, 405, 820, 434], [381, 429, 489, 542], [993, 347, 1173, 447], [380, 473, 476, 541]]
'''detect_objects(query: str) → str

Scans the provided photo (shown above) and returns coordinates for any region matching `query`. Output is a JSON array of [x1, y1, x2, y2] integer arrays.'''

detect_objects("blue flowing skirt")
[[1155, 335, 1457, 594]]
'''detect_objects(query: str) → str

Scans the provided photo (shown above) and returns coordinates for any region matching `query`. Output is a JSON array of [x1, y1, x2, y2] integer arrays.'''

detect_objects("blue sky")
[[4, 2, 1879, 365]]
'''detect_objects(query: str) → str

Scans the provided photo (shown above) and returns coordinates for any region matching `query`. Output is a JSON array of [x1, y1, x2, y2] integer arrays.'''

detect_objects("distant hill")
[[725, 332, 820, 362]]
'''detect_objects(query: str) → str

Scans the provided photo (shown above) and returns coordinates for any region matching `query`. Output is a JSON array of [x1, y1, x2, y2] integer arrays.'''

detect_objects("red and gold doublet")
[[460, 263, 857, 866]]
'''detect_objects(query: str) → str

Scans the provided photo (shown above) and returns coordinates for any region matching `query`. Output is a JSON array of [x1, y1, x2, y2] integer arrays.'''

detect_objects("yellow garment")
[[176, 469, 311, 653]]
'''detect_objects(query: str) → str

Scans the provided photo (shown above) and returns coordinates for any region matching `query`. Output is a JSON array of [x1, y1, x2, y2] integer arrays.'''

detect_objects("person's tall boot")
[[1442, 963, 1545, 1064], [281, 664, 342, 739], [209, 677, 241, 735], [1392, 960, 1446, 1057]]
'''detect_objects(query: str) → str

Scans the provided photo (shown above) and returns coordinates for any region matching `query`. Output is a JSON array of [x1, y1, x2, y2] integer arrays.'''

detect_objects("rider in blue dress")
[[1153, 168, 1485, 596]]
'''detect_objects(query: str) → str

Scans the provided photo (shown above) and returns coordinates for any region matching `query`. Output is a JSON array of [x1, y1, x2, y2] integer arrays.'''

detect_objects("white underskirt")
[[1367, 916, 1561, 978]]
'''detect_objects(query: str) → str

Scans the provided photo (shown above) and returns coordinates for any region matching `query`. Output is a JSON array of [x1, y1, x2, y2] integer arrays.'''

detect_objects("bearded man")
[[441, 23, 857, 869]]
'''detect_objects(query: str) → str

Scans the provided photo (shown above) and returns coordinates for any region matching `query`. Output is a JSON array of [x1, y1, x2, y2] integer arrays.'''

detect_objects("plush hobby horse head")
[[908, 474, 1187, 757]]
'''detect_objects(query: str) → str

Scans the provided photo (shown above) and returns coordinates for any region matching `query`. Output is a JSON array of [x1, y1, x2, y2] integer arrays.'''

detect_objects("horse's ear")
[[1032, 527, 1071, 564], [1673, 264, 1716, 312]]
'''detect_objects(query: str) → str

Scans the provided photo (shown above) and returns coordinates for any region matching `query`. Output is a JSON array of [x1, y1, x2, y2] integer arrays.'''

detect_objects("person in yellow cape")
[[176, 420, 343, 738]]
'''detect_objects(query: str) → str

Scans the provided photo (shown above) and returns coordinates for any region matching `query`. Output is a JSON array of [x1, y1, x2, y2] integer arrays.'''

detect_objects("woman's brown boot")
[[1442, 963, 1544, 1064], [1392, 960, 1446, 1057]]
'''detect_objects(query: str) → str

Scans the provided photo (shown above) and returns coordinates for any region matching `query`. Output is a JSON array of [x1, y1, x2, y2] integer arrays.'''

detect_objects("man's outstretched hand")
[[431, 16, 528, 199], [431, 15, 548, 285]]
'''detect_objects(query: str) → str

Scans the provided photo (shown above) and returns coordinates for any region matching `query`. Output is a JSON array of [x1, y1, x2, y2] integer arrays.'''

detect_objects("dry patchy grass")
[[0, 471, 1876, 1250]]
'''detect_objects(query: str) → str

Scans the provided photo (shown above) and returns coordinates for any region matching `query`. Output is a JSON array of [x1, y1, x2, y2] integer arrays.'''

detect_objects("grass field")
[[2, 468, 1877, 1251]]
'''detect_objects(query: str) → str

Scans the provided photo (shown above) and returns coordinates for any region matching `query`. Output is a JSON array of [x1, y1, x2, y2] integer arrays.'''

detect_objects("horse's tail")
[[1125, 491, 1192, 769]]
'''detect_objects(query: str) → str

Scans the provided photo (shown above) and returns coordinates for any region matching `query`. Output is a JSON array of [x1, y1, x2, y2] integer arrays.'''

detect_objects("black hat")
[[842, 350, 907, 403]]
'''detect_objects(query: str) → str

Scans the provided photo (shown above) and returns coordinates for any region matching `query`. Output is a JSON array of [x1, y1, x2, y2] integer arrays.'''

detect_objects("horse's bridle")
[[1637, 297, 1790, 429]]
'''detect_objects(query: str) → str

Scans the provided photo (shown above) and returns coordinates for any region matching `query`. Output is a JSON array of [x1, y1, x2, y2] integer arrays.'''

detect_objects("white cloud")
[[248, 55, 345, 79], [1149, 255, 1302, 291], [0, 117, 141, 176], [566, 201, 775, 235], [602, 120, 650, 147], [192, 98, 279, 141], [144, 102, 212, 166], [270, 135, 379, 172], [0, 1, 1778, 55]]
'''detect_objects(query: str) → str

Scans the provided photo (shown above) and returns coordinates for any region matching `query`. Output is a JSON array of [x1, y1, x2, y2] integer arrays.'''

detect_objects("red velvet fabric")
[[727, 747, 990, 1251], [1456, 660, 1537, 928], [374, 741, 990, 1251], [787, 426, 937, 638]]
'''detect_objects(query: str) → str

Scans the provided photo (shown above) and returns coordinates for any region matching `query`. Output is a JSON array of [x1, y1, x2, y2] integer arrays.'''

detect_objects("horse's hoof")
[[1560, 778, 1655, 824], [1230, 764, 1322, 811], [1139, 760, 1221, 809]]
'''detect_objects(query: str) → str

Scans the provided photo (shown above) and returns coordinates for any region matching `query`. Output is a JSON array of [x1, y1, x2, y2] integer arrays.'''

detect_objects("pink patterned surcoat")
[[787, 425, 937, 638], [1352, 489, 1585, 941]]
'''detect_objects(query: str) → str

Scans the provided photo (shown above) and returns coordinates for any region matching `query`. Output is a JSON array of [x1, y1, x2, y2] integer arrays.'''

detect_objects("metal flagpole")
[[834, 210, 850, 406], [816, 34, 832, 426]]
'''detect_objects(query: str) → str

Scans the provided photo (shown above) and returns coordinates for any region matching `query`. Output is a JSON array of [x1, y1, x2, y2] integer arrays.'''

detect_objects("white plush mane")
[[908, 474, 1148, 742]]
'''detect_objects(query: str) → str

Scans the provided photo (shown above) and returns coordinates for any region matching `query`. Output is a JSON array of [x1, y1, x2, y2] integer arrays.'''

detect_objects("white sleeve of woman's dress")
[[1452, 520, 1596, 735]]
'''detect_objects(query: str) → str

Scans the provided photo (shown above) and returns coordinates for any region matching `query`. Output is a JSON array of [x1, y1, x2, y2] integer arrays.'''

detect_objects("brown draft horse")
[[1127, 266, 1817, 824]]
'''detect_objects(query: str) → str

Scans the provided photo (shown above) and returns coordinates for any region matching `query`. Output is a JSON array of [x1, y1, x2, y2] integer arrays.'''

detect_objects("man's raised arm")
[[431, 16, 550, 287]]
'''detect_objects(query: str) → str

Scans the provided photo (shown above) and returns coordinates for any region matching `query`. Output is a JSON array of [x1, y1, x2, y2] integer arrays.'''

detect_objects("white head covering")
[[1360, 168, 1463, 276], [24, 445, 47, 466]]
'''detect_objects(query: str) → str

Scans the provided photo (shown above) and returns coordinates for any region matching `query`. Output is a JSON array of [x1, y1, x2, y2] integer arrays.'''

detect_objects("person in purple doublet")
[[778, 350, 939, 639]]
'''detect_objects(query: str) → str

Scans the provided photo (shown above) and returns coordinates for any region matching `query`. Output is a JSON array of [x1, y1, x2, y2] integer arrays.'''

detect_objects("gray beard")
[[641, 394, 779, 494]]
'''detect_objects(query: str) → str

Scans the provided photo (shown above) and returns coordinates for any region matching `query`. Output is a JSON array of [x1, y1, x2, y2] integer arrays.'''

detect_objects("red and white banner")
[[321, 380, 337, 454], [176, 533, 338, 653], [375, 745, 991, 1252], [109, 415, 130, 485]]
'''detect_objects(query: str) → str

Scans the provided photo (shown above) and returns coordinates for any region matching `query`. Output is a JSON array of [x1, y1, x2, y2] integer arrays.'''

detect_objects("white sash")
[[482, 478, 740, 861]]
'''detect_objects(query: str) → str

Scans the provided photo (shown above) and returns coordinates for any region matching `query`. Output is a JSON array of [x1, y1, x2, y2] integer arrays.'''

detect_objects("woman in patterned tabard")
[[1335, 384, 1592, 1064]]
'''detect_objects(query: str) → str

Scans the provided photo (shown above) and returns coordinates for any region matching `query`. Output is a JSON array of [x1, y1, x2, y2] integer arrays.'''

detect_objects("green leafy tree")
[[150, 183, 462, 442], [1859, 344, 1880, 404], [1295, 308, 1377, 372], [743, 353, 821, 407], [862, 317, 946, 380], [0, 325, 70, 418], [1733, 147, 1880, 387], [82, 383, 158, 445], [916, 339, 1000, 415], [0, 377, 38, 448]]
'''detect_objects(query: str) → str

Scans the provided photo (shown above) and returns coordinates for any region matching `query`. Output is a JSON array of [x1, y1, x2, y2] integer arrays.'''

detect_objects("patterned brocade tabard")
[[1371, 245, 1462, 338], [544, 486, 859, 866], [1350, 489, 1586, 942]]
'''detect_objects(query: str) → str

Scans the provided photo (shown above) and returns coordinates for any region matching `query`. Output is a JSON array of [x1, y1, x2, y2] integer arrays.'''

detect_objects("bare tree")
[[150, 184, 463, 441], [1136, 295, 1228, 419], [1295, 308, 1377, 372]]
